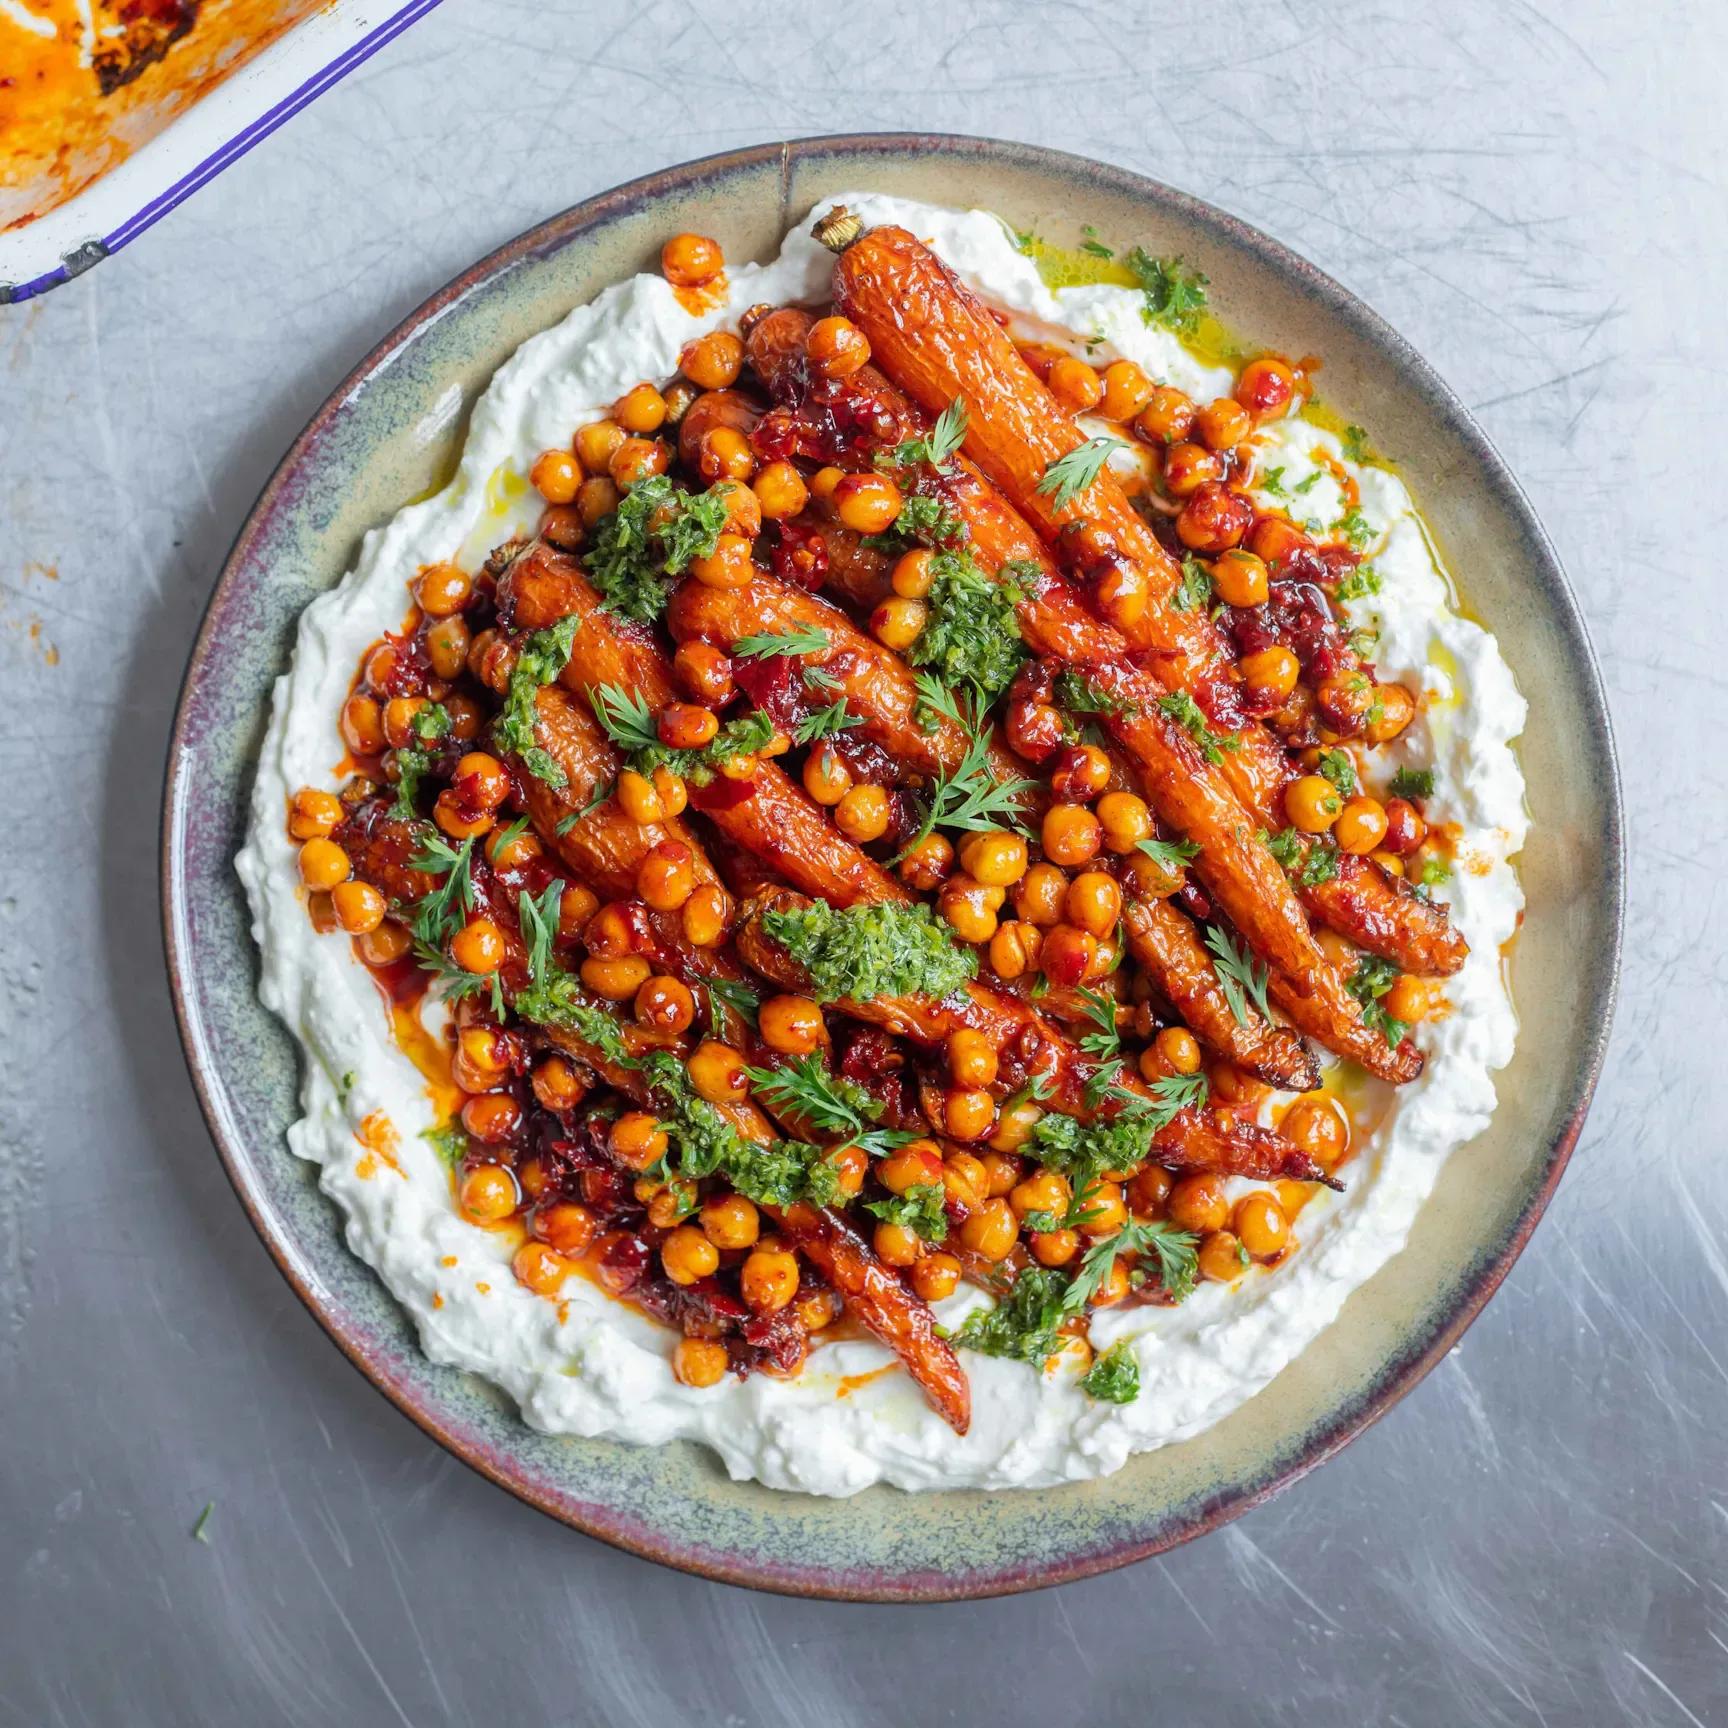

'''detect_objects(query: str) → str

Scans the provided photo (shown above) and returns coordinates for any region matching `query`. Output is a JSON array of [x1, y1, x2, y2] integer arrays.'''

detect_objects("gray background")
[[3, 1, 1723, 1722]]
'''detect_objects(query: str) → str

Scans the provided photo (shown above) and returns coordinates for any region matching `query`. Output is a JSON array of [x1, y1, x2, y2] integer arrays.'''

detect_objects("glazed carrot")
[[819, 230, 1467, 978], [1122, 898, 1319, 1091]]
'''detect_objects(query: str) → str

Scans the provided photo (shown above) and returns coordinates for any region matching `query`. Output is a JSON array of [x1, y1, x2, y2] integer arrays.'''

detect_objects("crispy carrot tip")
[[811, 206, 863, 253]]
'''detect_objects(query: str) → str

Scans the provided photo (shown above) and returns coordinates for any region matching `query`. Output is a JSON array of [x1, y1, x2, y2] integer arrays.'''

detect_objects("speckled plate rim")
[[161, 133, 1623, 1602]]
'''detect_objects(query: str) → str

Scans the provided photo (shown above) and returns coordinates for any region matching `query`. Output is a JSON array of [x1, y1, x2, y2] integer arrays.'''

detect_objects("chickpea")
[[1372, 849, 1406, 878], [1014, 861, 1069, 926], [1097, 562, 1149, 629], [1160, 440, 1225, 498], [581, 954, 652, 1000], [1382, 973, 1435, 1026], [1235, 1192, 1290, 1260], [1316, 673, 1376, 736], [1236, 646, 1298, 710], [329, 880, 385, 936], [380, 695, 427, 752], [673, 1043, 740, 1111], [1234, 356, 1298, 421], [989, 1101, 1042, 1155], [1064, 871, 1122, 938], [871, 596, 928, 651], [1042, 802, 1102, 868], [288, 787, 344, 841], [988, 918, 1042, 981], [802, 744, 853, 807], [1040, 923, 1098, 987], [1177, 482, 1254, 553], [671, 641, 734, 708], [453, 1024, 510, 1092], [572, 420, 622, 473], [808, 465, 844, 503], [576, 474, 621, 527], [833, 473, 902, 535], [1093, 791, 1150, 854], [631, 840, 692, 913], [1365, 682, 1417, 744], [942, 1088, 996, 1142], [700, 1192, 760, 1251], [661, 232, 724, 288], [609, 436, 669, 490], [1247, 515, 1310, 570], [1285, 774, 1343, 834], [806, 314, 871, 378], [652, 766, 689, 816], [981, 1151, 1024, 1197], [911, 1253, 962, 1303], [942, 1150, 991, 1210], [529, 1056, 585, 1115], [1077, 1181, 1128, 1238], [1129, 1164, 1174, 1217], [1380, 797, 1427, 856], [742, 1248, 800, 1313], [753, 460, 809, 521], [874, 1221, 922, 1268], [1009, 1167, 1070, 1221], [356, 921, 411, 967], [939, 875, 1002, 945], [609, 1111, 668, 1173], [759, 993, 824, 1056], [689, 532, 754, 590], [557, 882, 599, 941], [452, 752, 508, 813], [1050, 743, 1111, 803], [1197, 1230, 1246, 1283], [1211, 548, 1271, 609], [1169, 1174, 1230, 1234], [1030, 1226, 1080, 1268], [1145, 1026, 1204, 1082], [824, 1144, 868, 1198], [1211, 1063, 1270, 1111], [672, 1336, 730, 1388], [459, 1163, 518, 1224], [1090, 1259, 1132, 1307], [681, 883, 732, 947], [430, 787, 488, 842], [1047, 356, 1104, 413], [1282, 1095, 1349, 1169], [898, 831, 954, 893], [655, 701, 718, 752], [1197, 397, 1253, 451], [443, 918, 505, 979], [416, 616, 466, 684], [416, 562, 472, 618], [462, 1092, 522, 1144], [340, 693, 385, 757], [946, 1027, 1000, 1089], [1006, 697, 1065, 763], [890, 547, 936, 599], [1136, 385, 1197, 446], [1099, 358, 1155, 423], [644, 1182, 693, 1229], [697, 424, 755, 484], [679, 330, 744, 390], [614, 769, 664, 826], [661, 1225, 719, 1287], [953, 831, 1025, 890], [959, 1197, 1018, 1261], [834, 783, 891, 843], [513, 1240, 573, 1297], [530, 448, 581, 504], [534, 1201, 597, 1257], [297, 837, 351, 892], [635, 974, 696, 1035], [712, 477, 762, 539]]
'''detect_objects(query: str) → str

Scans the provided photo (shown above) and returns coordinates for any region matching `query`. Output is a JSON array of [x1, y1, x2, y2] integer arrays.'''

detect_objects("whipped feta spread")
[[236, 194, 1527, 1496]]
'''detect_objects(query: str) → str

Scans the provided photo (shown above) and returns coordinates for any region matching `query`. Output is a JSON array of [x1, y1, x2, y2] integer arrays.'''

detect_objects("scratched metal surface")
[[1, 2, 1722, 1722]]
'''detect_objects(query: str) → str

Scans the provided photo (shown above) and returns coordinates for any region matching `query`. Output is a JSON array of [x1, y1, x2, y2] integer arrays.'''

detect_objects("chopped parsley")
[[1124, 248, 1209, 334], [1335, 562, 1382, 602], [1262, 826, 1341, 887], [1079, 225, 1114, 259], [1335, 507, 1375, 551], [1389, 766, 1436, 801], [896, 678, 1037, 860], [1260, 467, 1288, 500], [1342, 424, 1371, 463], [1054, 667, 1136, 721], [879, 397, 969, 471], [1347, 953, 1409, 1046], [1082, 1339, 1140, 1404], [584, 474, 730, 623], [949, 1266, 1070, 1368], [1316, 747, 1357, 797], [733, 624, 831, 659], [1204, 925, 1271, 1027], [493, 614, 581, 787], [760, 898, 977, 1004], [863, 492, 965, 552], [590, 683, 775, 785], [1156, 690, 1241, 765], [1416, 852, 1452, 888], [1036, 437, 1124, 512], [742, 1054, 911, 1156], [1293, 469, 1324, 496], [794, 700, 863, 745], [1172, 554, 1214, 612], [908, 549, 1026, 703], [390, 702, 452, 818], [1137, 835, 1202, 877], [422, 1121, 468, 1169], [865, 1182, 949, 1243]]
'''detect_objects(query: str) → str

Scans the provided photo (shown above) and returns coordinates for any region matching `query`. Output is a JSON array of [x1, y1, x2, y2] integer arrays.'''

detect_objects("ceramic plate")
[[162, 135, 1621, 1601]]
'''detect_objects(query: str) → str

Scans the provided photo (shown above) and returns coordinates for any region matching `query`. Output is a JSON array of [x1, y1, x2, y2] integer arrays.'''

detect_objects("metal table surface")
[[3, 3, 1722, 1722]]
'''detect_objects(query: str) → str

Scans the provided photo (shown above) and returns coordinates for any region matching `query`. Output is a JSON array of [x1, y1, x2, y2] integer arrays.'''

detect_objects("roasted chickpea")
[[1334, 795, 1389, 855], [676, 1043, 741, 1110], [1030, 1226, 1080, 1268], [959, 1197, 1018, 1261], [459, 1163, 518, 1224], [609, 1111, 668, 1173], [1240, 644, 1301, 709], [1235, 356, 1298, 421], [1041, 802, 1102, 867], [631, 840, 692, 913], [1094, 791, 1151, 854], [652, 765, 689, 816], [1197, 396, 1253, 451], [529, 1055, 585, 1115], [462, 1091, 522, 1145], [530, 448, 581, 504], [1381, 973, 1435, 1026], [958, 831, 1028, 889], [939, 875, 1002, 945], [330, 880, 385, 936], [697, 424, 755, 484], [672, 1336, 729, 1388], [911, 1253, 962, 1303], [1211, 548, 1271, 609], [381, 695, 428, 752], [513, 1240, 573, 1297], [1316, 673, 1376, 736], [445, 918, 505, 978], [646, 1183, 696, 1230], [797, 1288, 844, 1332], [873, 1221, 922, 1268], [356, 921, 411, 966], [832, 783, 890, 844], [556, 882, 599, 941], [422, 615, 469, 682], [752, 459, 809, 521], [415, 561, 472, 618], [689, 532, 754, 590], [679, 330, 744, 390], [806, 314, 871, 378], [759, 993, 824, 1056], [1097, 563, 1149, 630], [576, 474, 621, 527], [1380, 797, 1427, 856], [988, 918, 1042, 981], [661, 1225, 720, 1286], [453, 1024, 510, 1092], [871, 596, 928, 652], [1164, 1174, 1234, 1241], [671, 641, 735, 709], [1064, 871, 1122, 938], [1177, 482, 1254, 553], [574, 419, 624, 471], [581, 953, 652, 1001], [609, 436, 669, 489], [340, 693, 385, 757], [745, 1247, 803, 1315], [1128, 1164, 1174, 1217], [1247, 515, 1310, 570], [615, 769, 665, 826], [1090, 1259, 1132, 1308], [1285, 774, 1343, 834], [534, 1201, 597, 1257], [891, 547, 936, 598], [981, 1151, 1025, 1198], [1050, 743, 1111, 804], [1040, 922, 1097, 987], [288, 787, 345, 841], [989, 1100, 1042, 1156], [1136, 385, 1196, 446], [946, 1027, 1000, 1089], [833, 473, 902, 535], [712, 477, 762, 539], [941, 1088, 996, 1142], [1009, 1167, 1070, 1221], [1161, 440, 1224, 498], [652, 702, 716, 754], [1047, 356, 1104, 413], [635, 974, 696, 1035], [1099, 358, 1156, 423], [1077, 1181, 1127, 1238], [1006, 697, 1065, 763], [1146, 1026, 1204, 1082], [943, 1150, 992, 1211], [1282, 1096, 1349, 1169], [433, 788, 492, 841], [1365, 682, 1417, 744], [879, 1142, 944, 1196], [681, 882, 732, 947], [807, 465, 844, 503], [700, 1192, 760, 1252], [298, 837, 352, 892], [661, 232, 724, 288], [802, 743, 853, 807], [454, 751, 510, 812], [1014, 861, 1069, 926], [1197, 1230, 1247, 1283], [1235, 1192, 1290, 1260]]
